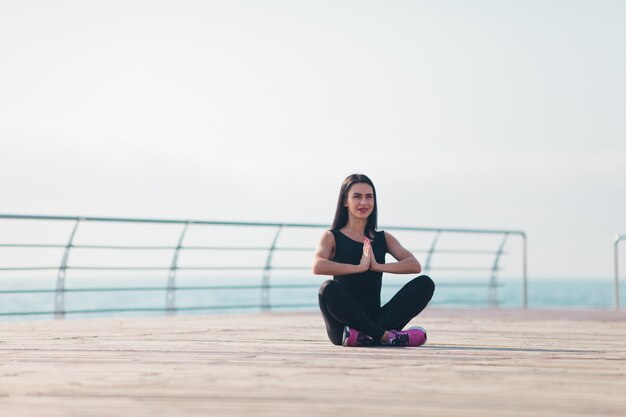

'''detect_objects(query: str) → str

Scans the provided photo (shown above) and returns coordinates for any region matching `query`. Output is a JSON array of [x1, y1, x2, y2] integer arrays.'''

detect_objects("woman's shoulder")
[[373, 230, 388, 250], [317, 230, 336, 249], [373, 229, 386, 239], [327, 229, 341, 240], [323, 229, 338, 238]]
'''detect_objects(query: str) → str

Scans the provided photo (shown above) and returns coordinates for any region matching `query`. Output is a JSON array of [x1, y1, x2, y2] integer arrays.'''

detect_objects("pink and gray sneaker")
[[386, 326, 427, 347], [342, 326, 379, 347]]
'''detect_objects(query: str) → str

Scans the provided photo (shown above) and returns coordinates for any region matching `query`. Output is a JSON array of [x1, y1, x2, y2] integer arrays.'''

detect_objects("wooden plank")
[[0, 309, 625, 416]]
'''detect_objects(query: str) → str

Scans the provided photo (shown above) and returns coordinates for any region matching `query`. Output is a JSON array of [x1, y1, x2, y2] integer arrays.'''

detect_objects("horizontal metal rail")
[[0, 213, 527, 317], [0, 281, 502, 294], [0, 243, 508, 255], [0, 281, 503, 317], [0, 266, 313, 271], [0, 265, 505, 272], [0, 214, 525, 234], [0, 296, 501, 317], [0, 304, 318, 317], [615, 235, 625, 310]]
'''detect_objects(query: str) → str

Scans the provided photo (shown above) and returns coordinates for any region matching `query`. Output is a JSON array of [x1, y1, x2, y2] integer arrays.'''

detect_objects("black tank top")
[[331, 229, 387, 315]]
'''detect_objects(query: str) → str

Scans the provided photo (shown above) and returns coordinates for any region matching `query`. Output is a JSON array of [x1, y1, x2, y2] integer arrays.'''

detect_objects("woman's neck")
[[342, 218, 367, 237]]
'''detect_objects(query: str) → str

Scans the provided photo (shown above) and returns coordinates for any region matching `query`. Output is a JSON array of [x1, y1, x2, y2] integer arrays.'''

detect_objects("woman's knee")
[[422, 275, 435, 293], [409, 275, 435, 297], [318, 279, 337, 297]]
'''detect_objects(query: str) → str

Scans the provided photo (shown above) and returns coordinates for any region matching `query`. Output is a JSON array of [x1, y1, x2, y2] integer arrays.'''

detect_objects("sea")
[[1, 276, 624, 321]]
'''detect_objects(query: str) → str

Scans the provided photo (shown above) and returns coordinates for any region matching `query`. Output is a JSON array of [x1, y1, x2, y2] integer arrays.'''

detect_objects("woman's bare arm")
[[312, 231, 370, 276], [369, 232, 421, 274]]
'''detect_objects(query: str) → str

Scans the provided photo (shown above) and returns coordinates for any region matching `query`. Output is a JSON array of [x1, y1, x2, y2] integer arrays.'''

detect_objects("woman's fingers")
[[363, 238, 374, 264]]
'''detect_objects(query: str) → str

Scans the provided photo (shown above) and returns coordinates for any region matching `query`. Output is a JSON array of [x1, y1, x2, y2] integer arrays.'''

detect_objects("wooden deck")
[[1, 308, 625, 416]]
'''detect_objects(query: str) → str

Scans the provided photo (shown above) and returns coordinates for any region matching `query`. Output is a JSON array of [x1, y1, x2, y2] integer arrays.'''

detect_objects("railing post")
[[521, 233, 528, 309], [167, 222, 191, 315], [424, 230, 441, 273], [489, 233, 509, 307], [55, 219, 81, 319], [615, 235, 621, 310], [261, 225, 283, 311]]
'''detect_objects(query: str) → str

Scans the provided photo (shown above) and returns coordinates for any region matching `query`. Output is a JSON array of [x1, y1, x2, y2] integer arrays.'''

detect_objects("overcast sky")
[[1, 0, 625, 279]]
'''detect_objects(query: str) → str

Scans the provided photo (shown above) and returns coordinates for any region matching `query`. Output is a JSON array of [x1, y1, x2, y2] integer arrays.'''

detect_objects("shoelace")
[[357, 333, 373, 345], [390, 332, 409, 346]]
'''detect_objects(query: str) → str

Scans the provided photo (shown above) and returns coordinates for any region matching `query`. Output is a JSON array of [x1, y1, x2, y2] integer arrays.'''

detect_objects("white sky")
[[1, 0, 625, 279]]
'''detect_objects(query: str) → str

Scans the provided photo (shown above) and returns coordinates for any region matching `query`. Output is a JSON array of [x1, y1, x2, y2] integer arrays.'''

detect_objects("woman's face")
[[344, 182, 375, 220]]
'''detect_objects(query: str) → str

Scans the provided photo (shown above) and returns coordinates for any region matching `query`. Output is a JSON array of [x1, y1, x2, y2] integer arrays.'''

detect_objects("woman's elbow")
[[312, 261, 324, 275], [415, 261, 422, 274]]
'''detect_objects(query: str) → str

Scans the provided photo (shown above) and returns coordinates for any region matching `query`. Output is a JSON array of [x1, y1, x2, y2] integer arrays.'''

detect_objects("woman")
[[312, 174, 435, 347]]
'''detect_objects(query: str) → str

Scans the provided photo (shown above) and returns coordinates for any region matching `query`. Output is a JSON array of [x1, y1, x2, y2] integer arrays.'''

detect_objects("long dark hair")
[[331, 173, 378, 238]]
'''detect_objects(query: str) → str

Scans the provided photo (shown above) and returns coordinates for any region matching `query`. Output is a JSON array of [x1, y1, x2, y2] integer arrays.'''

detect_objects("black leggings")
[[318, 276, 435, 345]]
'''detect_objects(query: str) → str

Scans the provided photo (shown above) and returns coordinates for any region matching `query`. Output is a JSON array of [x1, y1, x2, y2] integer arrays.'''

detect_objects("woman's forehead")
[[348, 183, 374, 194]]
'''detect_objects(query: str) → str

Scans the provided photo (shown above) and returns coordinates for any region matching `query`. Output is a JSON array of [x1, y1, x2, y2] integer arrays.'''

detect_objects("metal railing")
[[614, 234, 625, 310], [0, 214, 528, 318]]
